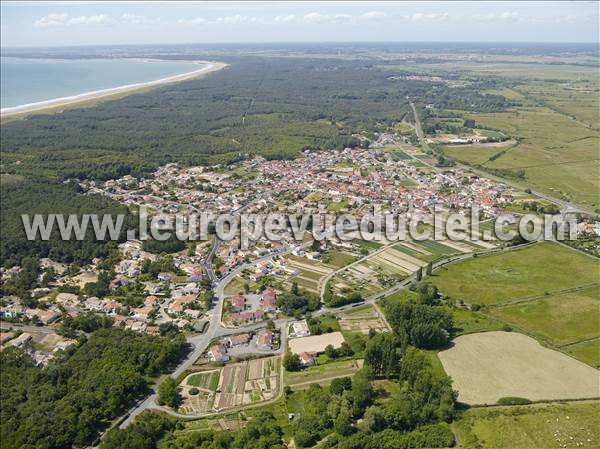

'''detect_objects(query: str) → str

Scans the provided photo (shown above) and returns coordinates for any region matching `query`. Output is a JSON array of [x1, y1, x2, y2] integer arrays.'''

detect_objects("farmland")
[[416, 58, 600, 206], [439, 332, 600, 405], [285, 358, 363, 388], [432, 243, 600, 306], [339, 304, 389, 334], [489, 286, 600, 347], [454, 402, 600, 449], [179, 357, 281, 415]]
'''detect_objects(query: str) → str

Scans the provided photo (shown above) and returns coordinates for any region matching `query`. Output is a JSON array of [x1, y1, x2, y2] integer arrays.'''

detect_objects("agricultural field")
[[179, 357, 281, 415], [338, 304, 389, 334], [454, 402, 600, 449], [460, 105, 600, 206], [565, 339, 600, 369], [277, 255, 337, 294], [432, 243, 600, 306], [328, 244, 428, 297], [285, 358, 363, 388], [414, 59, 600, 206], [439, 332, 600, 405], [489, 286, 600, 347]]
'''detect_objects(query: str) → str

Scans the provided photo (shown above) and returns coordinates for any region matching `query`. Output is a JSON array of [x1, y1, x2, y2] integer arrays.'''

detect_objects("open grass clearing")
[[489, 287, 600, 347], [285, 359, 363, 387], [454, 402, 600, 449], [432, 243, 600, 306]]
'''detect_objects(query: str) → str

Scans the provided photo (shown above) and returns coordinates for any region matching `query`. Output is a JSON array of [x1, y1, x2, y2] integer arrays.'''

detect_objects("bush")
[[188, 387, 199, 395], [502, 324, 513, 332], [283, 353, 302, 371], [497, 397, 532, 405]]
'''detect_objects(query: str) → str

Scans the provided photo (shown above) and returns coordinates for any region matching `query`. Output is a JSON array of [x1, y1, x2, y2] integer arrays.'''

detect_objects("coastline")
[[0, 60, 227, 120]]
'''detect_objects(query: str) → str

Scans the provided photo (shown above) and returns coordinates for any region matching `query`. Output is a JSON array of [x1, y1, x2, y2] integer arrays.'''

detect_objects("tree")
[[359, 406, 386, 433], [325, 344, 337, 359], [157, 377, 180, 408], [364, 332, 400, 377], [350, 368, 374, 417], [333, 407, 353, 436], [283, 353, 302, 371], [330, 376, 352, 395], [425, 262, 433, 276]]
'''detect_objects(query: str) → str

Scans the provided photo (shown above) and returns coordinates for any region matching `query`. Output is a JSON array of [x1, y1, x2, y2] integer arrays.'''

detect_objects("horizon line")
[[2, 40, 599, 51]]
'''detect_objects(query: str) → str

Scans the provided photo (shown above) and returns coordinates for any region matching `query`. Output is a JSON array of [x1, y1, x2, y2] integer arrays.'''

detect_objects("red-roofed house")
[[231, 294, 246, 312], [261, 288, 277, 312]]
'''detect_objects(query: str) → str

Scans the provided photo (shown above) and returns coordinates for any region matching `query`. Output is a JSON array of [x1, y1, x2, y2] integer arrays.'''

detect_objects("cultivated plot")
[[439, 332, 600, 405]]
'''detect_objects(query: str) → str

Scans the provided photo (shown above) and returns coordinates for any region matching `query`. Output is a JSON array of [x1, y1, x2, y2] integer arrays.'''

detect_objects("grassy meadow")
[[432, 243, 599, 306]]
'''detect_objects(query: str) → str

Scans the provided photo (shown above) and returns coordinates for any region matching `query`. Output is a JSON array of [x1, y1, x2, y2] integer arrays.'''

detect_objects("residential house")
[[168, 295, 196, 314], [7, 332, 32, 348], [256, 329, 273, 351], [132, 305, 153, 321], [207, 344, 230, 362], [231, 294, 246, 313], [260, 288, 277, 312], [222, 333, 251, 347], [25, 308, 60, 325], [289, 319, 311, 338], [298, 352, 316, 366], [230, 310, 264, 324]]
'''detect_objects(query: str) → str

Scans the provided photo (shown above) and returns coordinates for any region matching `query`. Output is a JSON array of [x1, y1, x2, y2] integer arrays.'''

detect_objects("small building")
[[261, 288, 277, 312], [223, 333, 251, 347], [298, 351, 316, 366], [7, 332, 32, 348], [207, 344, 230, 362], [231, 294, 246, 313], [289, 319, 311, 338], [256, 329, 273, 351]]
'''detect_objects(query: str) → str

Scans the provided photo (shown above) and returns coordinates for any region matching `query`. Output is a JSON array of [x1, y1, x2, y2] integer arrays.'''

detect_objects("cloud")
[[410, 13, 449, 23], [302, 11, 388, 25], [34, 12, 151, 28], [274, 14, 296, 24], [34, 13, 69, 28]]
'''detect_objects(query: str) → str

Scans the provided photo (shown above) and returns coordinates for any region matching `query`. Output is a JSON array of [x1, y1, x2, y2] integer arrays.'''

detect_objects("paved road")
[[0, 322, 57, 334]]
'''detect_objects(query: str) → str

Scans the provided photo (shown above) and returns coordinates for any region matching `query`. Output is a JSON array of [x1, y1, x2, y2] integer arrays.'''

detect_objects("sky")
[[1, 1, 598, 48]]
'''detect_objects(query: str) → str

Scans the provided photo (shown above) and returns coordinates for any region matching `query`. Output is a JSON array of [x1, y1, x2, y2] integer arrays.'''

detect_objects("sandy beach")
[[1, 60, 227, 119]]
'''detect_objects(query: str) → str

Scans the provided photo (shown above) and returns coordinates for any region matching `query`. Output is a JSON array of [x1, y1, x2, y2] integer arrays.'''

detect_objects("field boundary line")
[[489, 282, 600, 309]]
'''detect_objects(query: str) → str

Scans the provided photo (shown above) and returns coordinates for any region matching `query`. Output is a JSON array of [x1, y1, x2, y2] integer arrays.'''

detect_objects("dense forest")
[[0, 178, 133, 267], [0, 328, 188, 449]]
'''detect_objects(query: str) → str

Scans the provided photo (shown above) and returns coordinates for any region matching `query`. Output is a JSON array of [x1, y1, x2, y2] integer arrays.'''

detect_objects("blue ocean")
[[1, 57, 201, 109]]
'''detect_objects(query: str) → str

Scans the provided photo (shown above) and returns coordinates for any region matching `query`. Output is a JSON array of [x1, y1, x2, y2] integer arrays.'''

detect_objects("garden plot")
[[213, 357, 280, 412], [439, 332, 600, 405], [179, 370, 220, 415], [339, 304, 388, 334], [280, 257, 336, 293]]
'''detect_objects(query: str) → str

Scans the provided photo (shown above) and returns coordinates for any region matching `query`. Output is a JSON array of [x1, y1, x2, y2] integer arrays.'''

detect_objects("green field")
[[187, 370, 220, 391], [454, 402, 600, 449], [451, 307, 505, 336], [284, 359, 363, 387], [490, 287, 600, 346], [432, 243, 599, 306], [564, 339, 600, 369]]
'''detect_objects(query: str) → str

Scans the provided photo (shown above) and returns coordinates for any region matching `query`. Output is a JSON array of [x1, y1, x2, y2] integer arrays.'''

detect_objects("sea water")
[[1, 57, 202, 109]]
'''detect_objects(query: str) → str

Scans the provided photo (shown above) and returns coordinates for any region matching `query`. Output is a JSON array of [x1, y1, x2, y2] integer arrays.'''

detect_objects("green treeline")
[[0, 178, 133, 267]]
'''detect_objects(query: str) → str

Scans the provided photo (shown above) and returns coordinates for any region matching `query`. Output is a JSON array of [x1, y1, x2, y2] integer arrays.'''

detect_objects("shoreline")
[[0, 60, 227, 119]]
